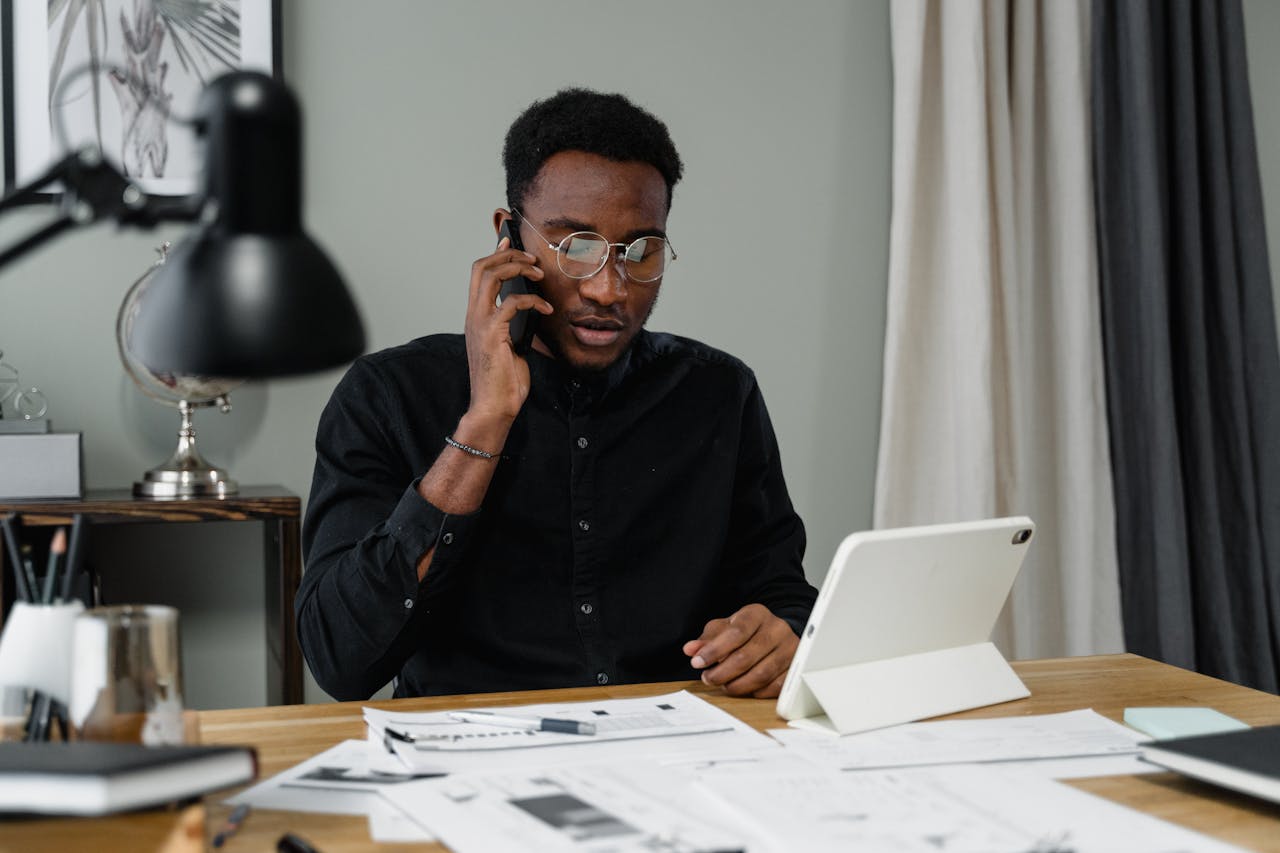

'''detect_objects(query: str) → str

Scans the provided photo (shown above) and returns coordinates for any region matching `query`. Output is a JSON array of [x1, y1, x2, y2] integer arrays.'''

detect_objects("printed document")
[[226, 739, 437, 842], [366, 690, 779, 774], [769, 708, 1148, 771], [696, 760, 1246, 853], [381, 760, 748, 853]]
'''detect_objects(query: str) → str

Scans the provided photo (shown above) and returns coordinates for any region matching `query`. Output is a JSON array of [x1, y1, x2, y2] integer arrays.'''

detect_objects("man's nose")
[[578, 254, 628, 305]]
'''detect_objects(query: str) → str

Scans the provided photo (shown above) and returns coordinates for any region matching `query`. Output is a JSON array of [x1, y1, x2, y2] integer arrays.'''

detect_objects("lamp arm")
[[0, 148, 201, 271], [0, 214, 77, 269]]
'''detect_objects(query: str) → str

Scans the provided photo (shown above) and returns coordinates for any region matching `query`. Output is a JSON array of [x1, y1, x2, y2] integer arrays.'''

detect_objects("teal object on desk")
[[1124, 707, 1249, 740]]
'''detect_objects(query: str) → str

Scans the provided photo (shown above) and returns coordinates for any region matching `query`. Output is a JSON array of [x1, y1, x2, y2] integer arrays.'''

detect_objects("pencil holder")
[[0, 601, 84, 703], [70, 605, 185, 745]]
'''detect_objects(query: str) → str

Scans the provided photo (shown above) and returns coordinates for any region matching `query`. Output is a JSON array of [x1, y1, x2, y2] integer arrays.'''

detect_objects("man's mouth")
[[570, 317, 625, 347]]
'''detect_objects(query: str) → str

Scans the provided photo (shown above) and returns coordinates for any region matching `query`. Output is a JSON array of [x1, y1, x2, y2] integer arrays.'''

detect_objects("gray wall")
[[0, 1, 892, 708]]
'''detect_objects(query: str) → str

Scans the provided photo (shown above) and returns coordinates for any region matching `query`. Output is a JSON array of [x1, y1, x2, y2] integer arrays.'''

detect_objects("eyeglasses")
[[511, 209, 676, 283]]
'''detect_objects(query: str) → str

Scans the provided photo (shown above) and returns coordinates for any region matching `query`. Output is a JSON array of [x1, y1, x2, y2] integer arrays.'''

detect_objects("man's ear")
[[493, 208, 514, 237]]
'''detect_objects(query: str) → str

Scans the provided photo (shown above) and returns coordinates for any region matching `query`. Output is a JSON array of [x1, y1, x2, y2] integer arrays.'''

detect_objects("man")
[[297, 89, 816, 701]]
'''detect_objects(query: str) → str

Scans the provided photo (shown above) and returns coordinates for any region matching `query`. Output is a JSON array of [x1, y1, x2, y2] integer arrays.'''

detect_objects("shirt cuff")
[[385, 480, 481, 600], [774, 608, 811, 638]]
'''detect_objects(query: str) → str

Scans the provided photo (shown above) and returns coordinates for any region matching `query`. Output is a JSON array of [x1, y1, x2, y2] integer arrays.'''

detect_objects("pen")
[[448, 710, 597, 736], [212, 803, 250, 848], [277, 832, 322, 853]]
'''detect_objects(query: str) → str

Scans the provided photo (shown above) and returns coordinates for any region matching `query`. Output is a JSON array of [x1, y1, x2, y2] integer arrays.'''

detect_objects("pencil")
[[60, 514, 87, 602], [19, 550, 38, 607], [0, 514, 30, 602], [41, 527, 65, 604]]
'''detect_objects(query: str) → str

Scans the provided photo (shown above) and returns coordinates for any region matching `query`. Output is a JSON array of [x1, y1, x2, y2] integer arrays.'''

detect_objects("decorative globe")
[[116, 246, 243, 497], [117, 254, 243, 406]]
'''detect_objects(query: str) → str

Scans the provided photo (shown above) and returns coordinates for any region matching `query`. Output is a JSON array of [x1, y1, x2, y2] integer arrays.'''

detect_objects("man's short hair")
[[503, 88, 684, 211]]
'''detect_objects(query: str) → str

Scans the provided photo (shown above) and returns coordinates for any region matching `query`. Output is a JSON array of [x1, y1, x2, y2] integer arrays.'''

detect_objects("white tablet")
[[776, 516, 1036, 734]]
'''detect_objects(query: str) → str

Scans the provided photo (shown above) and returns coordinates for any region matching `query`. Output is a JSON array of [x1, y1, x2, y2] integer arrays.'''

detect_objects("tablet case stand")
[[788, 640, 1030, 735]]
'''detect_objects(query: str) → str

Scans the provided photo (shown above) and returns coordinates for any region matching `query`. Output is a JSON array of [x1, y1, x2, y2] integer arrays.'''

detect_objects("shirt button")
[[578, 519, 590, 532], [580, 602, 593, 615], [404, 598, 414, 609], [577, 436, 589, 449], [441, 532, 454, 545], [596, 672, 609, 685]]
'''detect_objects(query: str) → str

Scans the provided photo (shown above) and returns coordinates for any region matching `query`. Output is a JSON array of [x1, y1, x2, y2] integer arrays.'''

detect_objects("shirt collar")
[[527, 330, 647, 403]]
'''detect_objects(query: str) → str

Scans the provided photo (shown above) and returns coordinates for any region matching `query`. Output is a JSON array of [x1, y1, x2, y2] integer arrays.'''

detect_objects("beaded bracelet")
[[445, 435, 497, 459]]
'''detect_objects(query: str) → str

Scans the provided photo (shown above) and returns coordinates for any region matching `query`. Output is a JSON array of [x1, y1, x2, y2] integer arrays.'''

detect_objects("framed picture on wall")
[[1, 0, 282, 200]]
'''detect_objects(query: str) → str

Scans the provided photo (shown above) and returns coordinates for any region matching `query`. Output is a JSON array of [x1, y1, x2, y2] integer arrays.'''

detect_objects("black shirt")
[[297, 330, 816, 700]]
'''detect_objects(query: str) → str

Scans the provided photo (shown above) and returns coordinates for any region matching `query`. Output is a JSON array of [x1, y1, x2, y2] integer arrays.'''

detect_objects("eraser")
[[1123, 707, 1249, 740]]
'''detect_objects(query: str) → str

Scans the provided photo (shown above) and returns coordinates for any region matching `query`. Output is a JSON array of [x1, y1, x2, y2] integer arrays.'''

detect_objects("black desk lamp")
[[0, 71, 364, 378]]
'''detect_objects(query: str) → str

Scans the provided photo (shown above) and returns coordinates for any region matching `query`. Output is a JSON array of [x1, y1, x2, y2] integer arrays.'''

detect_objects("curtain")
[[876, 0, 1125, 659], [1092, 0, 1280, 692]]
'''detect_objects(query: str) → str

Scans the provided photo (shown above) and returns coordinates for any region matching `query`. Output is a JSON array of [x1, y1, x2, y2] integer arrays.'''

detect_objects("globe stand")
[[134, 398, 238, 497]]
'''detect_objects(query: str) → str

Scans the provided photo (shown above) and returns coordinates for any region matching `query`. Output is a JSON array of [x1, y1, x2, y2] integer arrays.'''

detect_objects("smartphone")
[[497, 218, 538, 354]]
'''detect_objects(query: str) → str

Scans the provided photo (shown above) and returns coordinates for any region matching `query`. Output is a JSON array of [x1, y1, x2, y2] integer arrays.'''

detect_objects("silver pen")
[[448, 710, 597, 736]]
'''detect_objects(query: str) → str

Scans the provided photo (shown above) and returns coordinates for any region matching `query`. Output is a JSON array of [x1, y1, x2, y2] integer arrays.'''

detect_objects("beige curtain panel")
[[875, 0, 1124, 659]]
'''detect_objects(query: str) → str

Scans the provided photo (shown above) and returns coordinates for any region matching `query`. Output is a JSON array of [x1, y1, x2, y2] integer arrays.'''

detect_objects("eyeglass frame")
[[509, 208, 677, 283]]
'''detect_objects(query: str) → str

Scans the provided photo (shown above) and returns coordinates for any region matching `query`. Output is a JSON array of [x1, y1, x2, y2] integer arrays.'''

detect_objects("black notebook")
[[0, 741, 257, 816], [1140, 725, 1280, 805]]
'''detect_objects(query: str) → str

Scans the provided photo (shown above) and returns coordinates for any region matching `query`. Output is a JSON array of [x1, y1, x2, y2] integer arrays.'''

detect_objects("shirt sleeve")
[[723, 374, 818, 634], [295, 358, 479, 700]]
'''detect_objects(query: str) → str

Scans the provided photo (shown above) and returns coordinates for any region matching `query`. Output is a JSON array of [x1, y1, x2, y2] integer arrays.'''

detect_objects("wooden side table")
[[0, 486, 303, 706]]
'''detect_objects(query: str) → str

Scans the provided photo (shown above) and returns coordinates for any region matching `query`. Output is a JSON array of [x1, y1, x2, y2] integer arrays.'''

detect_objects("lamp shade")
[[130, 71, 364, 377]]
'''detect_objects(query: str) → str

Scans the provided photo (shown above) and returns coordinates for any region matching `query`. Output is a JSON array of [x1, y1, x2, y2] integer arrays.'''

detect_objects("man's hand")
[[682, 603, 799, 698], [414, 237, 553, 571], [463, 236, 552, 425]]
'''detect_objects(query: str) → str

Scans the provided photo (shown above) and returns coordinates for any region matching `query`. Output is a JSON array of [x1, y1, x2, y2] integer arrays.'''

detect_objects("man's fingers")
[[688, 606, 769, 669], [690, 604, 800, 696], [494, 292, 553, 322], [716, 640, 793, 696], [696, 622, 752, 666], [469, 248, 542, 304], [751, 671, 789, 700], [685, 618, 730, 666], [700, 627, 779, 686]]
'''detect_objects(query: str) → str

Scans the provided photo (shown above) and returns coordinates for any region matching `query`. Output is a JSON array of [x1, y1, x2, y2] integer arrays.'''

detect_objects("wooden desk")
[[4, 654, 1279, 852], [0, 486, 303, 706]]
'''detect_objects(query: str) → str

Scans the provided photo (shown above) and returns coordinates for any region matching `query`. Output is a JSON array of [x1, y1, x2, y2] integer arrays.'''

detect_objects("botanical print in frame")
[[3, 0, 280, 198]]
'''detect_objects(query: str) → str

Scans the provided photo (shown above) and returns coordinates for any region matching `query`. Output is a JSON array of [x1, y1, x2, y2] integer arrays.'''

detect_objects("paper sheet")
[[1012, 754, 1158, 779], [366, 689, 779, 774], [381, 760, 749, 853], [368, 807, 436, 843], [769, 709, 1148, 771], [696, 760, 1246, 853], [228, 702, 1188, 851], [226, 739, 436, 842]]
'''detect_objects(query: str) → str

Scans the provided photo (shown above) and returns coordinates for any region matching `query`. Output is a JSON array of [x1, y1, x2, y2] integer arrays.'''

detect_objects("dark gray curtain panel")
[[1092, 0, 1280, 692]]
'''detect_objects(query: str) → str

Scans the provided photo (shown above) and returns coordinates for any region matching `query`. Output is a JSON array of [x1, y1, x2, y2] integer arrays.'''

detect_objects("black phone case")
[[497, 219, 537, 354]]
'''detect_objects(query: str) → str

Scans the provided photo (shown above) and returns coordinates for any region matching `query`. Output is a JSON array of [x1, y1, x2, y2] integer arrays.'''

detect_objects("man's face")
[[508, 150, 669, 374]]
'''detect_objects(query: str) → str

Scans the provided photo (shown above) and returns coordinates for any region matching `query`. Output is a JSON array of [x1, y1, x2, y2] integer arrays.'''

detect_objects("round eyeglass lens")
[[624, 237, 671, 282], [560, 233, 608, 277]]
